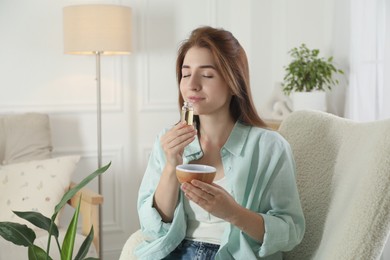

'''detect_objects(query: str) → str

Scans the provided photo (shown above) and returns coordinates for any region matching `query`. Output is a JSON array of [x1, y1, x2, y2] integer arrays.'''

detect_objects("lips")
[[187, 96, 205, 103]]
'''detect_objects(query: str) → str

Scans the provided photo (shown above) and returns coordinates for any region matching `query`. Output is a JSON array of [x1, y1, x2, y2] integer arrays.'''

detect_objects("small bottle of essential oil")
[[181, 101, 194, 125]]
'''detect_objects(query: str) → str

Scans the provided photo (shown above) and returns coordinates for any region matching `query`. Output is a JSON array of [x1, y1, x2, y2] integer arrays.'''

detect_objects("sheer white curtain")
[[345, 0, 390, 121]]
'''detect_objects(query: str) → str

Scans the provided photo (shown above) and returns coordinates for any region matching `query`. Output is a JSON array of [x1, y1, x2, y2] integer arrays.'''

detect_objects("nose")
[[187, 75, 201, 91]]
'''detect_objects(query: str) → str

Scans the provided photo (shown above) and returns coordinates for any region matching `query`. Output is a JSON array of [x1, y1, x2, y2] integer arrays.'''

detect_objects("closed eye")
[[203, 75, 213, 78], [182, 74, 191, 78]]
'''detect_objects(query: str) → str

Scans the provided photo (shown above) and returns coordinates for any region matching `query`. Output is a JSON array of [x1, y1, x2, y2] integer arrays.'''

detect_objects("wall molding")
[[53, 145, 125, 234], [0, 58, 125, 114], [138, 0, 176, 112]]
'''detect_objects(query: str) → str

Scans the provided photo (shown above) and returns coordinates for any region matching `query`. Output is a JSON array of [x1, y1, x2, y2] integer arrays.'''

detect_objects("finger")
[[183, 187, 215, 213], [184, 188, 212, 206], [182, 183, 214, 201], [173, 121, 195, 133], [168, 130, 196, 148], [175, 125, 196, 138], [163, 125, 196, 146], [161, 135, 195, 154], [164, 137, 195, 155], [184, 192, 209, 204], [191, 180, 218, 195], [162, 122, 189, 139]]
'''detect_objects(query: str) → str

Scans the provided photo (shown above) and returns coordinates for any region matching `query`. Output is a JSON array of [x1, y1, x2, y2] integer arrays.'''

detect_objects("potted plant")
[[282, 43, 344, 111], [0, 162, 110, 260]]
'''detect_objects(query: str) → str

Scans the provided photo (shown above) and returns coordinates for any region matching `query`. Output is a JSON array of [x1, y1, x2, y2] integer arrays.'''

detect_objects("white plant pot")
[[292, 91, 327, 111]]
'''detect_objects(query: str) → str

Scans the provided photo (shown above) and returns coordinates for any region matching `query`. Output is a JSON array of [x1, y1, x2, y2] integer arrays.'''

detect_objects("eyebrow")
[[182, 65, 217, 70]]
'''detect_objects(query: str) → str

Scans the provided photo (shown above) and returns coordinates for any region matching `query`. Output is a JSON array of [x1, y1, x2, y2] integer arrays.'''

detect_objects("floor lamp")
[[63, 5, 132, 259]]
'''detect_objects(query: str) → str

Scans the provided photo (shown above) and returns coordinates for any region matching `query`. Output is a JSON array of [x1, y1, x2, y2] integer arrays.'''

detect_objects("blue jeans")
[[163, 239, 220, 260]]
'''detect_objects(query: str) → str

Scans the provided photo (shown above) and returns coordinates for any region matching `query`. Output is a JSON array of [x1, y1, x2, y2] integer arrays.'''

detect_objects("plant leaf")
[[52, 162, 111, 221], [282, 43, 344, 93], [13, 211, 59, 238], [28, 244, 53, 260], [74, 226, 94, 260], [61, 197, 82, 260], [0, 222, 36, 247]]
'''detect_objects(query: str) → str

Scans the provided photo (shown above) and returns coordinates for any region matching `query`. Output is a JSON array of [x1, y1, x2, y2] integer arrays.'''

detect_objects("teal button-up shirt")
[[135, 121, 305, 259]]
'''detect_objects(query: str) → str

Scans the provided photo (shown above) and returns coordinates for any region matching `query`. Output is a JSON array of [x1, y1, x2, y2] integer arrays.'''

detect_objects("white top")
[[184, 177, 229, 245]]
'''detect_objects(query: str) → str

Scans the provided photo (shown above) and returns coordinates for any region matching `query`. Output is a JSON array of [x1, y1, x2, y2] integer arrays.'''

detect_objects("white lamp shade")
[[63, 5, 132, 55]]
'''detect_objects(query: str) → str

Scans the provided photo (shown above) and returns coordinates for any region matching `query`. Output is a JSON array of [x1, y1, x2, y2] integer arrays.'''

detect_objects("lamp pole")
[[63, 5, 132, 259], [95, 51, 103, 259], [96, 51, 102, 170]]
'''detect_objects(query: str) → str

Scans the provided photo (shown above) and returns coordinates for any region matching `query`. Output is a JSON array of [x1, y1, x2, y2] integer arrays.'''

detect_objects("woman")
[[135, 26, 305, 259]]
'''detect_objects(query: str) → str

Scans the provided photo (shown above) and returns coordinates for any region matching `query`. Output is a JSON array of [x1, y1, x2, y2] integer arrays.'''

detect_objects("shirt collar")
[[223, 121, 250, 156], [183, 121, 251, 159]]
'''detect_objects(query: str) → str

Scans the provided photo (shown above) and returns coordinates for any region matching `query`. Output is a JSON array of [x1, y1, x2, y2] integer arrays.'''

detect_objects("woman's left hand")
[[181, 180, 238, 221]]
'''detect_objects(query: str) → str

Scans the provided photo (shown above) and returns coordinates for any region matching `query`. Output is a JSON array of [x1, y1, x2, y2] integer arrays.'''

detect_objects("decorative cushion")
[[0, 113, 52, 165], [0, 155, 80, 229]]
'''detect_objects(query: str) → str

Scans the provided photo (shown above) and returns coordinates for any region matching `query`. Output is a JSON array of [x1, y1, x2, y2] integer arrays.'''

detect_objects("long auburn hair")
[[176, 26, 266, 128]]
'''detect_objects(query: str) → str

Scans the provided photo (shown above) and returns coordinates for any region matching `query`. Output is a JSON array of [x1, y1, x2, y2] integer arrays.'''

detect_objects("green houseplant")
[[0, 162, 111, 260], [282, 43, 344, 95]]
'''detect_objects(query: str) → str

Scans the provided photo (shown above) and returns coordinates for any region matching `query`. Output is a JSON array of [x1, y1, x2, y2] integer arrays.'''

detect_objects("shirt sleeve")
[[257, 134, 305, 256], [137, 130, 172, 239]]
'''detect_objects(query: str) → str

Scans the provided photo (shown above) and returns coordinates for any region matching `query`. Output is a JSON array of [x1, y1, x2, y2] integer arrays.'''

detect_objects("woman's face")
[[180, 46, 232, 118]]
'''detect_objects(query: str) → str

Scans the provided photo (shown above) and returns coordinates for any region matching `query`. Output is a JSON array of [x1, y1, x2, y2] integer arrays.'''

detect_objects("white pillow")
[[0, 155, 80, 229]]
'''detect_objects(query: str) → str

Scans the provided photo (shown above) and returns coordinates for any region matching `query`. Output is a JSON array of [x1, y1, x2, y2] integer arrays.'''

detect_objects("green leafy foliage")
[[61, 197, 81, 260], [282, 43, 344, 95], [13, 211, 59, 238], [0, 162, 111, 260], [0, 222, 36, 246], [28, 245, 53, 260], [74, 226, 95, 260]]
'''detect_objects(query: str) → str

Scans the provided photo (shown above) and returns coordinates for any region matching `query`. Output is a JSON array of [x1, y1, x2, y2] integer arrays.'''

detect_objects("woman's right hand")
[[160, 121, 197, 168], [154, 122, 197, 222]]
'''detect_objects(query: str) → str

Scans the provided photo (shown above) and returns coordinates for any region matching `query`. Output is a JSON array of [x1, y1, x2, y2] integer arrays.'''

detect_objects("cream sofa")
[[0, 113, 102, 259]]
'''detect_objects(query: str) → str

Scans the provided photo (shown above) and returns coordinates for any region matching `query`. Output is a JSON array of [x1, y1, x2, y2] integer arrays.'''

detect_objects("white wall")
[[3, 0, 385, 259], [0, 0, 136, 258]]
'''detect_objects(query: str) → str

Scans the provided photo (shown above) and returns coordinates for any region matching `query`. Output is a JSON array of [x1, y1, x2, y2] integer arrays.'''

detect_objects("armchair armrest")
[[67, 182, 103, 254]]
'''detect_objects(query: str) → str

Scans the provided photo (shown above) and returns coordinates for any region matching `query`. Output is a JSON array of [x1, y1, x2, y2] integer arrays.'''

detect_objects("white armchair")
[[120, 110, 390, 259], [279, 110, 390, 259]]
